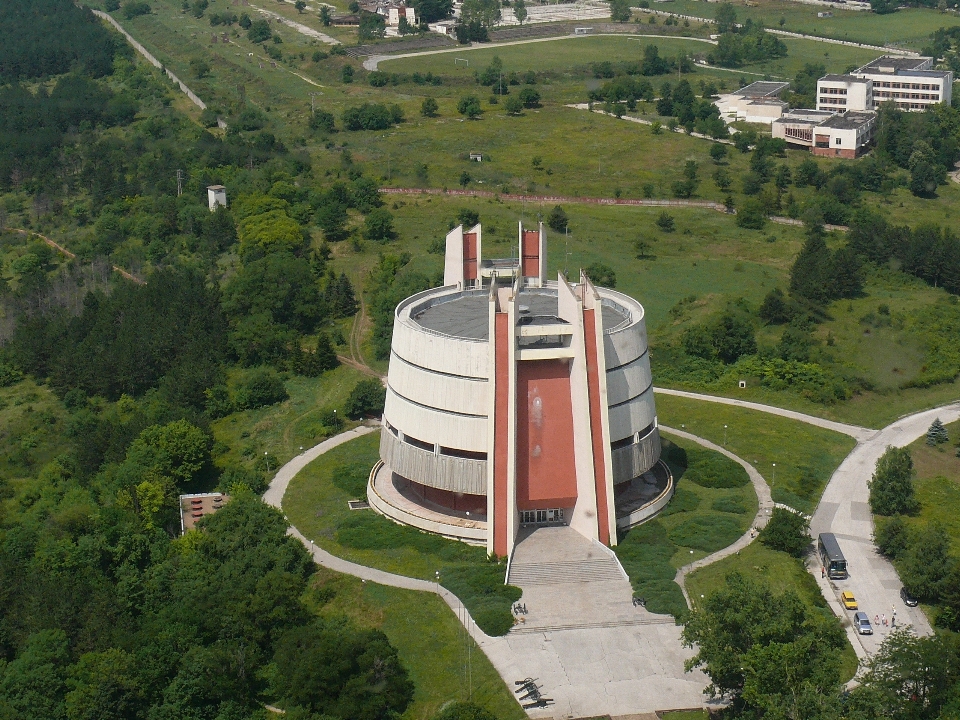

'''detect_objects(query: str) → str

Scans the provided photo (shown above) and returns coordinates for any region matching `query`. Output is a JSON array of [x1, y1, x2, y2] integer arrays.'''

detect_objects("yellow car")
[[841, 591, 858, 610]]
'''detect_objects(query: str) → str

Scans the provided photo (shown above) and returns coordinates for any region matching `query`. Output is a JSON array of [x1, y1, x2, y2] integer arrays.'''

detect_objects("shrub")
[[234, 367, 288, 409], [368, 70, 389, 87], [364, 208, 396, 243], [547, 205, 568, 233], [683, 449, 749, 488], [309, 109, 336, 134], [331, 462, 370, 498], [712, 496, 748, 514], [655, 211, 675, 232], [660, 486, 700, 516], [0, 362, 23, 388], [874, 515, 909, 559], [615, 520, 688, 617], [441, 564, 521, 636], [434, 703, 498, 720], [667, 514, 744, 552], [123, 1, 151, 19], [247, 19, 272, 42], [342, 103, 403, 131], [584, 262, 616, 288], [344, 378, 386, 418], [421, 97, 439, 117], [457, 95, 482, 119], [758, 507, 809, 557], [219, 465, 268, 494]]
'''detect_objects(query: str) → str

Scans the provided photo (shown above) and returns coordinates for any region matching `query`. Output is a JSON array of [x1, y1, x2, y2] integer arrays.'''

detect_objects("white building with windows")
[[815, 56, 952, 113]]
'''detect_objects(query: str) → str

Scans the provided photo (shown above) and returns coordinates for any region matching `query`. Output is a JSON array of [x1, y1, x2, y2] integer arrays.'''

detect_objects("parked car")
[[901, 587, 919, 607], [854, 611, 873, 635], [841, 590, 858, 610]]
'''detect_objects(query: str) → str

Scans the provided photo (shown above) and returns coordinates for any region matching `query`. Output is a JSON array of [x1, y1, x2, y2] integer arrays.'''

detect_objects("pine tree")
[[927, 418, 950, 446], [789, 232, 832, 304], [314, 333, 339, 372]]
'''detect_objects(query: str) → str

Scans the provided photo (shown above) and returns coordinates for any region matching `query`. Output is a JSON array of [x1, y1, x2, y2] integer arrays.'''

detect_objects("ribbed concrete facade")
[[372, 222, 666, 555]]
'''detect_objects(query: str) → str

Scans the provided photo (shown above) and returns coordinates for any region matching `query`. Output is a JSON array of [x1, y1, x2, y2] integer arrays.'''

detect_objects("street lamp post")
[[265, 451, 270, 474], [724, 424, 728, 446], [772, 462, 776, 484]]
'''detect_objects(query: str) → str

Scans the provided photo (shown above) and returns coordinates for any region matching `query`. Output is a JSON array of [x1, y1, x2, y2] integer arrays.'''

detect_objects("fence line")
[[92, 10, 209, 111]]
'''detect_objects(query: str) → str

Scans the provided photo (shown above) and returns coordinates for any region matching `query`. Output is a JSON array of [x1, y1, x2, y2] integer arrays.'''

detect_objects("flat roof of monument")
[[411, 288, 630, 340]]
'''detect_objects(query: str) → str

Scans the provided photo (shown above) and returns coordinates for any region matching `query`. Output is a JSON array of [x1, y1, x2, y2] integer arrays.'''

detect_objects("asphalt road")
[[811, 402, 960, 654]]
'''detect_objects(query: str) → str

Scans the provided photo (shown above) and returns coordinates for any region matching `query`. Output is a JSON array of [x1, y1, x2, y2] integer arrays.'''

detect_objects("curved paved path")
[[654, 387, 876, 441], [662, 426, 774, 605], [363, 32, 717, 71], [266, 424, 720, 717]]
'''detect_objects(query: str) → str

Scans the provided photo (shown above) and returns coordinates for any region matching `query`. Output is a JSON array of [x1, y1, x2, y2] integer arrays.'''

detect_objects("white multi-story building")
[[714, 80, 790, 125], [773, 110, 876, 158], [815, 56, 953, 113], [816, 74, 873, 112]]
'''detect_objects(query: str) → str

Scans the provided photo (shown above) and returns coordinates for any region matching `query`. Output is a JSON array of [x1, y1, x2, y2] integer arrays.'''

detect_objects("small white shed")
[[207, 185, 227, 211]]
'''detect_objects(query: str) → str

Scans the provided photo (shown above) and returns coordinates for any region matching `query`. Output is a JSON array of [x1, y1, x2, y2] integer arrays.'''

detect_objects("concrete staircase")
[[508, 558, 625, 585]]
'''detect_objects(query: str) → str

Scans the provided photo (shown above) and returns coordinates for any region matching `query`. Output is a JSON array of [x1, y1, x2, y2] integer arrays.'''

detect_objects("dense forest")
[[0, 2, 433, 718]]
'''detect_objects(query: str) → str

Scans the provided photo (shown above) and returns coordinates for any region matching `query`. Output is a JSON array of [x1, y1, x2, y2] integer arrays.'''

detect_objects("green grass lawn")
[[616, 436, 757, 616], [900, 419, 960, 545], [655, 393, 857, 513], [304, 567, 525, 720], [212, 364, 367, 470], [684, 540, 860, 682], [282, 432, 520, 635], [655, 0, 960, 50]]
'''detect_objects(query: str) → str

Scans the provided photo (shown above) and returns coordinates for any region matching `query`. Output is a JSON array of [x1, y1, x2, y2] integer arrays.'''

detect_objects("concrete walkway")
[[662, 426, 774, 606], [811, 402, 960, 655], [248, 2, 340, 44], [654, 387, 876, 441], [266, 425, 718, 718], [362, 32, 716, 71]]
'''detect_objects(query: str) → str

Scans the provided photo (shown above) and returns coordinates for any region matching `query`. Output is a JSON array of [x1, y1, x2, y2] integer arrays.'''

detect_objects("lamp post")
[[265, 451, 270, 474], [772, 462, 776, 484], [724, 424, 728, 446]]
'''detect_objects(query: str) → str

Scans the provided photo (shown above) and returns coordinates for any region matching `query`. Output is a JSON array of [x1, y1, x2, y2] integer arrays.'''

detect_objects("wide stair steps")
[[508, 558, 624, 586]]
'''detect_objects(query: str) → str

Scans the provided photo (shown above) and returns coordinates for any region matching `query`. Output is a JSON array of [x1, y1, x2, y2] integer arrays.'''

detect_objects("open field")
[[684, 540, 860, 681], [656, 393, 857, 513], [650, 0, 960, 50], [306, 567, 525, 720], [901, 419, 960, 545]]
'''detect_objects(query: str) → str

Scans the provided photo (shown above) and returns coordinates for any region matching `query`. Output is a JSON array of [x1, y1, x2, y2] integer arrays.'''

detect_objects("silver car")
[[854, 611, 873, 635]]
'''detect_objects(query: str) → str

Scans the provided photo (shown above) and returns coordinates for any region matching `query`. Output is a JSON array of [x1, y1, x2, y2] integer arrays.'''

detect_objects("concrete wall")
[[380, 428, 487, 495], [611, 427, 662, 484], [607, 385, 657, 442]]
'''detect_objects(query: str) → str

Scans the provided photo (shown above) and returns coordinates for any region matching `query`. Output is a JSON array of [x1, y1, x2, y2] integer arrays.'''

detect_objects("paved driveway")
[[811, 403, 960, 654]]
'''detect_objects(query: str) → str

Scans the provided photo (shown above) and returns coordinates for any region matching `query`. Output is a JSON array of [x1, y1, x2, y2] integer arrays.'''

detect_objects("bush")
[[368, 70, 389, 87], [342, 102, 403, 131], [712, 496, 748, 514], [441, 564, 521, 636], [344, 378, 386, 418], [364, 208, 396, 243], [433, 703, 498, 720], [247, 18, 272, 42], [736, 199, 767, 229], [875, 515, 910, 559], [219, 465, 268, 494], [615, 520, 689, 617], [234, 367, 288, 410], [421, 97, 439, 117], [660, 486, 700, 516], [123, 1, 151, 19], [0, 362, 23, 388], [758, 507, 809, 557], [331, 462, 371, 499], [667, 514, 744, 552], [309, 109, 336, 134], [683, 449, 749, 488], [584, 262, 616, 288], [547, 205, 568, 233], [656, 212, 675, 232], [457, 95, 482, 119]]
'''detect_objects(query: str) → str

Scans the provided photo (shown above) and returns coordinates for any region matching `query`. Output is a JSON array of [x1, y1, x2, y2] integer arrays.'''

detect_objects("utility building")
[[369, 223, 671, 558]]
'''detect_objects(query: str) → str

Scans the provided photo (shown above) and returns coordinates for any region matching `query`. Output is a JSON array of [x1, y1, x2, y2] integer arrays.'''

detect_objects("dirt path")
[[8, 228, 145, 285], [380, 187, 850, 232]]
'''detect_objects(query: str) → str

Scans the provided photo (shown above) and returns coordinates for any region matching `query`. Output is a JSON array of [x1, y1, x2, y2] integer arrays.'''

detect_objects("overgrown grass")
[[303, 567, 525, 720], [0, 379, 67, 491], [283, 432, 519, 635], [211, 364, 366, 471], [615, 436, 757, 617], [655, 394, 857, 514], [684, 540, 860, 682], [898, 419, 960, 546]]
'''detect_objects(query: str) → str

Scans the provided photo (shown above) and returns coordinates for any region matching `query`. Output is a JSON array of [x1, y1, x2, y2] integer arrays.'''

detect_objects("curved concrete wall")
[[615, 461, 675, 531], [611, 427, 661, 484], [387, 352, 489, 417], [605, 352, 653, 407], [384, 385, 488, 452], [607, 386, 657, 443], [380, 428, 487, 495], [368, 461, 487, 545]]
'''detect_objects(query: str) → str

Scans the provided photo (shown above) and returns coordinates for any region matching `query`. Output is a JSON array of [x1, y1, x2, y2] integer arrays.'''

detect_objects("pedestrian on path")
[[821, 566, 826, 579]]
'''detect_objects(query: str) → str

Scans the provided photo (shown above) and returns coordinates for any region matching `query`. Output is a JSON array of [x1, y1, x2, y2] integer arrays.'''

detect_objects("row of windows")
[[819, 97, 847, 105], [874, 91, 939, 101], [873, 81, 940, 91], [821, 87, 848, 95]]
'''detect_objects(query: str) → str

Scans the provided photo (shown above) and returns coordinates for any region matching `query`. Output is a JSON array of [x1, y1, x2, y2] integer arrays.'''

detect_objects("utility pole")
[[309, 91, 323, 114], [176, 169, 184, 196]]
